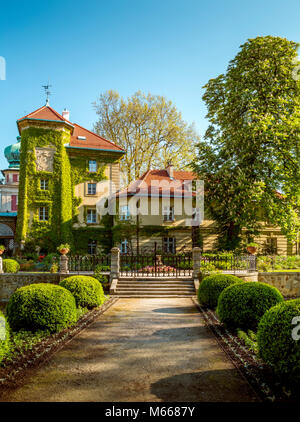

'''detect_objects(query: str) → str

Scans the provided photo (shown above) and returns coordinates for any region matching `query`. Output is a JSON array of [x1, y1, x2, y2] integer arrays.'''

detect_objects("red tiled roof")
[[116, 168, 196, 198], [17, 105, 125, 153], [17, 105, 67, 123]]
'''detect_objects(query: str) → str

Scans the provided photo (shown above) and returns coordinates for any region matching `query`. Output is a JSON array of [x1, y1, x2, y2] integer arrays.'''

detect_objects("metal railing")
[[68, 255, 110, 272]]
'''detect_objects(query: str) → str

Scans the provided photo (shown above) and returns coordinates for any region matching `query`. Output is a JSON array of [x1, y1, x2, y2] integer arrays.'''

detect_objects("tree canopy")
[[93, 90, 199, 185], [192, 36, 300, 250]]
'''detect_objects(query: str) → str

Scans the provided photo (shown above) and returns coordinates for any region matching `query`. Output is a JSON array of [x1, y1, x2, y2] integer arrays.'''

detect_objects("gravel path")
[[0, 298, 259, 402]]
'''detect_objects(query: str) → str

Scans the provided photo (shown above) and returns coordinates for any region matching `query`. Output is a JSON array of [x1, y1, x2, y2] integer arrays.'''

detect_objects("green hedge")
[[0, 311, 10, 363], [3, 259, 20, 273], [59, 275, 105, 309], [6, 283, 78, 333], [217, 282, 284, 330], [198, 274, 243, 308], [257, 299, 300, 383]]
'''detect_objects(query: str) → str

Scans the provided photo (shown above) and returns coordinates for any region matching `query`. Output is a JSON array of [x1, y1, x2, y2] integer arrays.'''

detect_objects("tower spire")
[[42, 82, 52, 106]]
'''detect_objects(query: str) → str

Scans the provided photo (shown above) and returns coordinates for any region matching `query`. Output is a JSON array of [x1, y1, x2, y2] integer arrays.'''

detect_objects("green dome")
[[4, 136, 21, 168]]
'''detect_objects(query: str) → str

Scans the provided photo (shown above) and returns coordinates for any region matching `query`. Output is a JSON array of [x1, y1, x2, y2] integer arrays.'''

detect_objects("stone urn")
[[59, 248, 69, 255], [246, 246, 257, 255]]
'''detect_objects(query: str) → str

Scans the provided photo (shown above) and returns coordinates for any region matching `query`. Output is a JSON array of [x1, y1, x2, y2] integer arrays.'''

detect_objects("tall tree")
[[192, 36, 300, 250], [93, 90, 199, 184]]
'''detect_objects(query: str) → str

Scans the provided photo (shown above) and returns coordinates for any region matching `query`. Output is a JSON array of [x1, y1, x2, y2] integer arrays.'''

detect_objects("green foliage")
[[257, 255, 300, 272], [16, 127, 74, 251], [94, 264, 110, 285], [57, 243, 70, 252], [257, 299, 300, 384], [237, 329, 258, 354], [6, 283, 78, 333], [0, 245, 5, 252], [4, 328, 49, 363], [217, 282, 284, 330], [198, 274, 243, 308], [192, 36, 300, 249], [3, 259, 20, 273], [0, 311, 10, 363], [59, 275, 105, 309]]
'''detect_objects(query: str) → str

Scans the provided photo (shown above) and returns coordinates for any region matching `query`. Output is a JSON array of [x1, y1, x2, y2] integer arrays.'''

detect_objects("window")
[[120, 205, 130, 220], [163, 206, 174, 221], [88, 240, 97, 255], [89, 160, 97, 172], [40, 179, 48, 190], [266, 237, 277, 254], [6, 174, 9, 183], [87, 183, 97, 195], [87, 209, 97, 224], [13, 174, 18, 183], [120, 239, 128, 254], [11, 195, 17, 211], [163, 237, 176, 254], [39, 207, 49, 221]]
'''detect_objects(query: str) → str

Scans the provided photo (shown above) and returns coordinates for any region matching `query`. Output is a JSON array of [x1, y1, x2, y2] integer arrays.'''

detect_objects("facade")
[[114, 164, 296, 255], [114, 164, 201, 254], [0, 137, 20, 254], [15, 104, 125, 254]]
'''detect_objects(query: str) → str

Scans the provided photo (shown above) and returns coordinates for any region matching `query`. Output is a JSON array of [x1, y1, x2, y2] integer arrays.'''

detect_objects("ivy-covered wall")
[[16, 126, 73, 252]]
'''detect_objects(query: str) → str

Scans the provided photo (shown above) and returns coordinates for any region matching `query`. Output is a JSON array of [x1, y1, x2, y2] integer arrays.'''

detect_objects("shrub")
[[217, 282, 284, 330], [59, 275, 105, 309], [3, 259, 20, 273], [198, 274, 243, 308], [0, 311, 10, 363], [257, 299, 300, 383], [6, 283, 78, 333]]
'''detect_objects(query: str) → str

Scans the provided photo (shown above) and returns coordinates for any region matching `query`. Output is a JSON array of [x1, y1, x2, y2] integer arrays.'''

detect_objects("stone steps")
[[114, 278, 196, 297]]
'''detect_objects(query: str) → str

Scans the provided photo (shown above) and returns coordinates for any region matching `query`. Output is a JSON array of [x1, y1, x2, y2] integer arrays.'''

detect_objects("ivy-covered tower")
[[15, 104, 125, 254]]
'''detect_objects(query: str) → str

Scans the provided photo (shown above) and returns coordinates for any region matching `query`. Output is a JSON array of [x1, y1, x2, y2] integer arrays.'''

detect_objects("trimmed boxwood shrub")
[[3, 259, 20, 273], [217, 282, 284, 330], [0, 311, 10, 363], [6, 283, 77, 333], [257, 299, 300, 383], [59, 275, 105, 309], [198, 274, 243, 308]]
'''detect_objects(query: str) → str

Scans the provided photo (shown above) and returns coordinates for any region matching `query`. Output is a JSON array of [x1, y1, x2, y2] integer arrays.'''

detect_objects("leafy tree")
[[192, 36, 300, 250], [93, 90, 199, 184]]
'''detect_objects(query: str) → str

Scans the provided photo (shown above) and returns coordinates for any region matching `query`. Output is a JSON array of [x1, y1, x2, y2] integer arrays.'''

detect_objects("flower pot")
[[59, 248, 69, 255], [247, 246, 257, 255], [0, 250, 4, 255]]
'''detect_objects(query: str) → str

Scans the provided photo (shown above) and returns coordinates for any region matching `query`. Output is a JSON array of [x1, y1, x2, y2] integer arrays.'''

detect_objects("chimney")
[[166, 162, 174, 179], [62, 108, 70, 121]]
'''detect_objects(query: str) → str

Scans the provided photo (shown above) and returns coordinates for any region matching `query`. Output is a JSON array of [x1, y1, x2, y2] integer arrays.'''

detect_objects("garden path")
[[0, 298, 259, 402]]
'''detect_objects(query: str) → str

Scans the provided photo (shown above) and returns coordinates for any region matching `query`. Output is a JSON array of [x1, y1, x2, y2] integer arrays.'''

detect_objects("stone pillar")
[[192, 247, 201, 280], [0, 256, 3, 274], [59, 254, 69, 274], [110, 247, 120, 281]]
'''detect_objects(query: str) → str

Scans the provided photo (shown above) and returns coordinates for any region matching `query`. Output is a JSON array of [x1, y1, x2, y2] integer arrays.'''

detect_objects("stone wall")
[[0, 273, 60, 303], [258, 272, 300, 297]]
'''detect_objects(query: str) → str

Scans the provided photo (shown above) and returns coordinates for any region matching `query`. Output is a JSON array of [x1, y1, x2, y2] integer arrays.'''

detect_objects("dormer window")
[[89, 160, 97, 172], [77, 136, 86, 140]]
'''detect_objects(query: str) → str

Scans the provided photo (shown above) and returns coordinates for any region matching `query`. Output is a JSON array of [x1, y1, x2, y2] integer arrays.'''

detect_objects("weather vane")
[[42, 82, 52, 106]]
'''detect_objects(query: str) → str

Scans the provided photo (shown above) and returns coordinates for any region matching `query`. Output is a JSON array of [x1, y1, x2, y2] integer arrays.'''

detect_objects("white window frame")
[[87, 208, 97, 224], [87, 183, 97, 195], [39, 206, 49, 221], [120, 239, 128, 254], [89, 160, 97, 173], [120, 205, 130, 220], [40, 179, 48, 190], [163, 206, 174, 221]]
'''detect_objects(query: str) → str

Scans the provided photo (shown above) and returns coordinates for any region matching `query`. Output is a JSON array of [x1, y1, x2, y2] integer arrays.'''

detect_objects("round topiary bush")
[[59, 276, 105, 309], [3, 259, 20, 273], [0, 311, 10, 363], [217, 282, 284, 330], [198, 274, 243, 308], [257, 299, 300, 384], [6, 283, 78, 333]]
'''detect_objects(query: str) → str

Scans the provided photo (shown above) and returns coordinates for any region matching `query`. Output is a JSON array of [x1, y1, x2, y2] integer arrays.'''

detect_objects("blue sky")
[[0, 0, 300, 169]]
